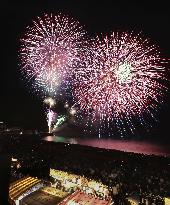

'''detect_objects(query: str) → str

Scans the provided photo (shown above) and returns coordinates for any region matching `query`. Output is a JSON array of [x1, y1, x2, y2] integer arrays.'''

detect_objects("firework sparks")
[[53, 115, 66, 131], [73, 32, 167, 135], [69, 107, 77, 116], [47, 109, 55, 133], [44, 97, 56, 108], [20, 13, 86, 97], [44, 97, 56, 132]]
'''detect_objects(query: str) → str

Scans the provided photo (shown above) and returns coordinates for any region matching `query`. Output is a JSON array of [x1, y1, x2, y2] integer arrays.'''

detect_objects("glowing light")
[[64, 102, 69, 108], [116, 62, 134, 84], [44, 97, 56, 108], [70, 107, 77, 116]]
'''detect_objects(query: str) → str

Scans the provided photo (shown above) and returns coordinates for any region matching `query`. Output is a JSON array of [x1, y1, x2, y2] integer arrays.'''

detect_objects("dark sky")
[[1, 1, 170, 140]]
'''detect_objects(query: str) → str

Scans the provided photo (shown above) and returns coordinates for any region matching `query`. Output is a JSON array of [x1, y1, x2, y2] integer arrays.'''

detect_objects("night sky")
[[1, 1, 170, 141]]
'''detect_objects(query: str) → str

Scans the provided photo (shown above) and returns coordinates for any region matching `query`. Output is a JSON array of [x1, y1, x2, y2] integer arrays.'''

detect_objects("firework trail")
[[43, 97, 56, 132], [20, 13, 86, 97], [47, 109, 55, 133], [52, 115, 66, 131], [73, 32, 168, 136]]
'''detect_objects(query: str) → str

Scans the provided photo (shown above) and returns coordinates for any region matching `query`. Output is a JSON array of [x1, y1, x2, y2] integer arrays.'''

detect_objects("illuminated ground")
[[77, 139, 170, 157], [59, 190, 112, 205], [44, 135, 170, 157], [20, 187, 69, 205]]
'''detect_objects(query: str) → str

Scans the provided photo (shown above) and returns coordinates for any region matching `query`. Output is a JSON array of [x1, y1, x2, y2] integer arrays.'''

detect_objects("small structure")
[[0, 121, 6, 131]]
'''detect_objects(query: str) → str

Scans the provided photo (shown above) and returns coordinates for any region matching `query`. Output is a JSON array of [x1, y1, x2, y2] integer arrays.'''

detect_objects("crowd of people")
[[47, 147, 170, 204], [1, 133, 170, 204]]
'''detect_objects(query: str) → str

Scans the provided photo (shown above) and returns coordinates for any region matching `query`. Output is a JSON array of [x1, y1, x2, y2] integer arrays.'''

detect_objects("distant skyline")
[[1, 1, 170, 141]]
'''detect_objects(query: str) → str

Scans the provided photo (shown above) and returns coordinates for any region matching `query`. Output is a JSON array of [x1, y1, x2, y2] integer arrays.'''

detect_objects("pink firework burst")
[[73, 32, 168, 134], [20, 13, 86, 97]]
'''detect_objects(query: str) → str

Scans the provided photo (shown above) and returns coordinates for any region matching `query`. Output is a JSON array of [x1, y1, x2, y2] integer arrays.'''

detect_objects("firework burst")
[[20, 13, 86, 97], [73, 32, 168, 136]]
